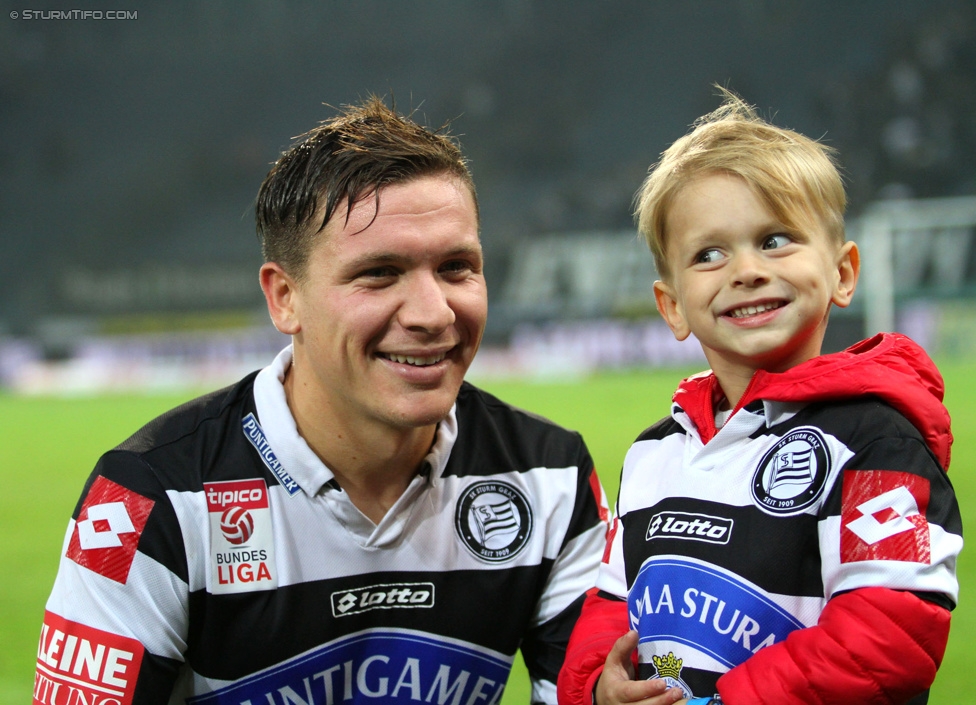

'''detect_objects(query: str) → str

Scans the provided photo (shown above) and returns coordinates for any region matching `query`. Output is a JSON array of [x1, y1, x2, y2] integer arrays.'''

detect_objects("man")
[[34, 97, 608, 705]]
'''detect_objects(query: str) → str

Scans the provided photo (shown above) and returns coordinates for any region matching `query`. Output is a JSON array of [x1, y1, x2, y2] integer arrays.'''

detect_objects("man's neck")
[[283, 367, 437, 524]]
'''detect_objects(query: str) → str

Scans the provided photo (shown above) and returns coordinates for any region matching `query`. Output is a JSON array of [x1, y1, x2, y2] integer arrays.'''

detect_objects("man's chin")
[[386, 387, 460, 428]]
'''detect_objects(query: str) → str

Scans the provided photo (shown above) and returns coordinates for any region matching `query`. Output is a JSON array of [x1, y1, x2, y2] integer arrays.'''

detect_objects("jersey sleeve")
[[557, 588, 630, 705], [556, 494, 633, 705], [35, 451, 189, 704], [820, 434, 961, 603], [717, 587, 951, 704], [520, 440, 610, 704], [719, 418, 962, 704]]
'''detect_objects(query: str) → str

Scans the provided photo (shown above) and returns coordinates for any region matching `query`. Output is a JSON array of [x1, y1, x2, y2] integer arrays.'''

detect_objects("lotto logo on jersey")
[[841, 470, 931, 564], [331, 582, 436, 617], [646, 511, 733, 545], [34, 610, 144, 705], [205, 479, 278, 594], [66, 476, 155, 584]]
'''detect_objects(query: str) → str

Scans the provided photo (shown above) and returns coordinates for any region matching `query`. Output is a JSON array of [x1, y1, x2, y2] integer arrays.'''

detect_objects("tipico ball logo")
[[220, 506, 255, 545]]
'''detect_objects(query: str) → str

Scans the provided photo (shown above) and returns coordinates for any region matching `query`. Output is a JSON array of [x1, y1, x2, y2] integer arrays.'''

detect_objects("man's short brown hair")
[[256, 96, 476, 281]]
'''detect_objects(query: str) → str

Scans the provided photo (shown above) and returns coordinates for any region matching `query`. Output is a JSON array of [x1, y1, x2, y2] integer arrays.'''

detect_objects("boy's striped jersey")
[[561, 334, 961, 704]]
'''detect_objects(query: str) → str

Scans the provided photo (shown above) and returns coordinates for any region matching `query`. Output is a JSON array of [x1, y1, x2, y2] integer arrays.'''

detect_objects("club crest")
[[455, 481, 533, 562], [752, 427, 830, 515]]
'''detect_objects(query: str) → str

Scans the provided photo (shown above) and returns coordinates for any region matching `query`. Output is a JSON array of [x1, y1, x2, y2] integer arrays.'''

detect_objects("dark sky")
[[1, 0, 973, 336]]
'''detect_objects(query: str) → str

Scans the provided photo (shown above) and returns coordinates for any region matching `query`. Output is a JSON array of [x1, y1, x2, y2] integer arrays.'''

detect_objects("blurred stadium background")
[[2, 1, 975, 702], [2, 0, 975, 391]]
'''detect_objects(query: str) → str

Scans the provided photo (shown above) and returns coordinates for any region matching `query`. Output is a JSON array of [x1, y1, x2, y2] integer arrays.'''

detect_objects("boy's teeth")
[[385, 353, 445, 366], [728, 302, 783, 318]]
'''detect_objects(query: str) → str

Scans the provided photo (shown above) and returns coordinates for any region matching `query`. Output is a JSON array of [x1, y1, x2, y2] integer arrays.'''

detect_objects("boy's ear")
[[654, 280, 691, 341], [260, 262, 302, 335], [831, 241, 860, 309]]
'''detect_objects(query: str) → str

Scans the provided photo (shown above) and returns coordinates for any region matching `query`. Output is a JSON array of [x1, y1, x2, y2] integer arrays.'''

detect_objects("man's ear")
[[831, 241, 860, 309], [260, 262, 302, 335], [653, 280, 691, 341]]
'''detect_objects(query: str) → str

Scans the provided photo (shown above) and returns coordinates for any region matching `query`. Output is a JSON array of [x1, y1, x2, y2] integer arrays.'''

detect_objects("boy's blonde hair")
[[635, 88, 847, 280]]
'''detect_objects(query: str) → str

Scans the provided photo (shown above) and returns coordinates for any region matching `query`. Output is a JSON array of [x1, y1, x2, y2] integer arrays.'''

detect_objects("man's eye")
[[360, 266, 397, 279], [695, 248, 724, 264], [440, 260, 473, 276], [762, 234, 792, 250]]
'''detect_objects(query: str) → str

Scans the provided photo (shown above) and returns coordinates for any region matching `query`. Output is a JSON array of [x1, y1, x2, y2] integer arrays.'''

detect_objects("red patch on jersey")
[[66, 476, 155, 584], [588, 470, 610, 526], [602, 516, 618, 564], [840, 470, 931, 564], [34, 610, 144, 705]]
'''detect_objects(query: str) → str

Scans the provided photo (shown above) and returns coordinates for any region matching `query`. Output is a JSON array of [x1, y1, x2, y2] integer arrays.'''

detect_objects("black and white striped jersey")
[[596, 334, 961, 700], [36, 348, 609, 705]]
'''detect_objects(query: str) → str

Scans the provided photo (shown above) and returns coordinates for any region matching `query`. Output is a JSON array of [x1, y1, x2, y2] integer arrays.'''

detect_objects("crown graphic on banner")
[[651, 652, 683, 680]]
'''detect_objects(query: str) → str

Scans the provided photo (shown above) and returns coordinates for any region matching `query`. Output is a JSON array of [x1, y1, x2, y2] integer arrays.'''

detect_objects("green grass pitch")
[[1, 362, 972, 703]]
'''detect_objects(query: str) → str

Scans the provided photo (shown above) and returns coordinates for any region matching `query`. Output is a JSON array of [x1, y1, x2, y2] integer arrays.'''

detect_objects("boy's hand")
[[595, 631, 686, 705]]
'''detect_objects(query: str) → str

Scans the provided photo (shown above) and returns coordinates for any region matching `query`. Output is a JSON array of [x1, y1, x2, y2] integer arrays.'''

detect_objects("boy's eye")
[[761, 233, 792, 250], [695, 248, 724, 264]]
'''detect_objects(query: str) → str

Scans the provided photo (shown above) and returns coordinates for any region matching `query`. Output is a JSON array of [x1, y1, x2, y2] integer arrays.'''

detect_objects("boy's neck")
[[709, 351, 820, 411]]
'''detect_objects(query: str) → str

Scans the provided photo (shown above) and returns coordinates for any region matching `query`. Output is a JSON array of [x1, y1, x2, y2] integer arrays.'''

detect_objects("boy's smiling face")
[[654, 172, 859, 393]]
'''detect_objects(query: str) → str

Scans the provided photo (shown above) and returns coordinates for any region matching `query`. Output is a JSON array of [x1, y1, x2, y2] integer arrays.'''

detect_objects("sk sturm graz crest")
[[752, 427, 830, 515], [455, 481, 533, 562]]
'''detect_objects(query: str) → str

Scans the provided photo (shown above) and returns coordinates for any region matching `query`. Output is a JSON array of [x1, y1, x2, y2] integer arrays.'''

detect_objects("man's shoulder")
[[457, 380, 582, 436], [451, 381, 589, 474], [115, 370, 259, 456]]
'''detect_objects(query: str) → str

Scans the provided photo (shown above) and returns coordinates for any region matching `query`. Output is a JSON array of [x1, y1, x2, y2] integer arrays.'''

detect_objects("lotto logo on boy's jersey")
[[66, 476, 155, 584], [840, 470, 931, 564]]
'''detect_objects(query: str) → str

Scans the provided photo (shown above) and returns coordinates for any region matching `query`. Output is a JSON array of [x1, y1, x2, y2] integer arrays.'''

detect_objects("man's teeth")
[[384, 353, 446, 366], [727, 302, 784, 318]]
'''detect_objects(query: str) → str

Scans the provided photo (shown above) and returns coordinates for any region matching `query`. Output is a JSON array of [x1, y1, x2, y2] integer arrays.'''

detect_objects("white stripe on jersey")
[[167, 464, 587, 595], [46, 521, 189, 660], [818, 516, 962, 601]]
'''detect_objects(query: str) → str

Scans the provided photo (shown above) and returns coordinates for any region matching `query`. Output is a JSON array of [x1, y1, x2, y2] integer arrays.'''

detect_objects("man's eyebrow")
[[346, 245, 483, 269]]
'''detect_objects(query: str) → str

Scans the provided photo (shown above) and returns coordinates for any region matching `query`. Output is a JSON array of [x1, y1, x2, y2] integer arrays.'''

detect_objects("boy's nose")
[[730, 251, 770, 288]]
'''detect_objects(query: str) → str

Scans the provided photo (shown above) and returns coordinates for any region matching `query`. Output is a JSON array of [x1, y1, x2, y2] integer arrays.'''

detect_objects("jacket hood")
[[672, 333, 952, 470]]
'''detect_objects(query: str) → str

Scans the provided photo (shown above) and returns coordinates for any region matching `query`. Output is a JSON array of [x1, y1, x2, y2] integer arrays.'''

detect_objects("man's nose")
[[398, 272, 456, 332]]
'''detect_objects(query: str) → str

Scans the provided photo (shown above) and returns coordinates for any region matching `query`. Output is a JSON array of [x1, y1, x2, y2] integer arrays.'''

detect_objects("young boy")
[[557, 91, 962, 705]]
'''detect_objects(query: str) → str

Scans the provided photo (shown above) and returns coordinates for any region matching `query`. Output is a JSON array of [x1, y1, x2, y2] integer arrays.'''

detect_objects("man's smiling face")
[[282, 173, 487, 431]]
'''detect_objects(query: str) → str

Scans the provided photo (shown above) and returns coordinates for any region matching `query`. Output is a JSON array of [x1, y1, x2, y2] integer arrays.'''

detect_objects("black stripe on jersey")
[[519, 591, 587, 686], [621, 497, 824, 598], [773, 399, 961, 535], [447, 383, 605, 547], [116, 374, 256, 461], [560, 462, 604, 552], [184, 564, 555, 680], [445, 383, 591, 479], [80, 450, 191, 585], [132, 652, 184, 705], [633, 415, 685, 445]]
